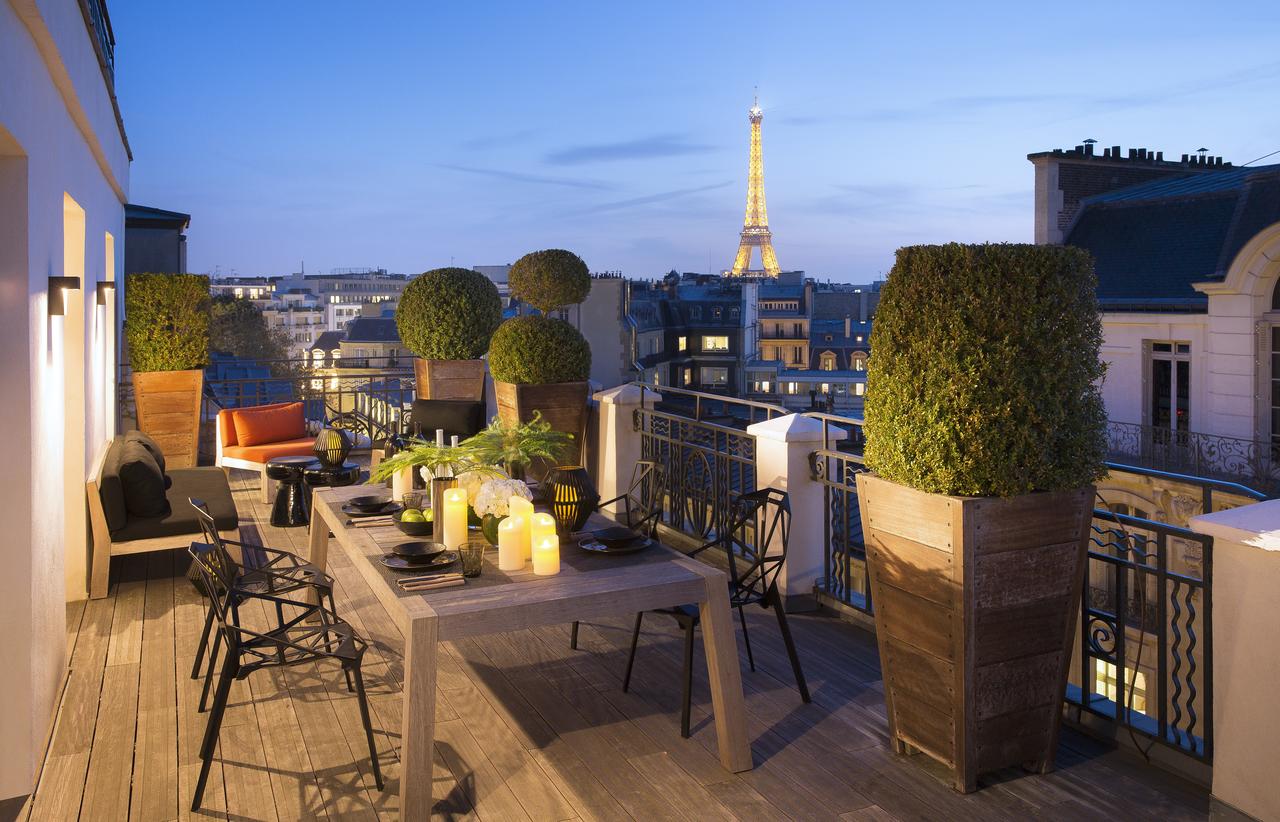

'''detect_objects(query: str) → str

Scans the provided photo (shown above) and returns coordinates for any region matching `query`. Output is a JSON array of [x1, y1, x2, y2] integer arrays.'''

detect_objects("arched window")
[[820, 352, 837, 371], [1272, 277, 1280, 310], [851, 353, 867, 372]]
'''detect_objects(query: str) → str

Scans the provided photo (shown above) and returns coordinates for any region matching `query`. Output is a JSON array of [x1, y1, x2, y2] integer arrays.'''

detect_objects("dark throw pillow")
[[126, 429, 172, 489], [118, 440, 171, 519]]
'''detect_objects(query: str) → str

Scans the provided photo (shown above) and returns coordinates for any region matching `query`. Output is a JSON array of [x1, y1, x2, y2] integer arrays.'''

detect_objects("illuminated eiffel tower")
[[729, 93, 781, 277]]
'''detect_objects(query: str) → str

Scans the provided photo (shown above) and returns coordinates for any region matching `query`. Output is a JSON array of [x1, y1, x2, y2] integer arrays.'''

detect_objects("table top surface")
[[312, 484, 720, 639]]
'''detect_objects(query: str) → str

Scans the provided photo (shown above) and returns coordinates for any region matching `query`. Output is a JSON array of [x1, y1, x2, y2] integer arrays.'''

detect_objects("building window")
[[1094, 660, 1148, 714], [702, 335, 729, 352], [820, 353, 837, 371], [793, 322, 803, 337], [682, 368, 692, 386], [730, 308, 740, 320], [852, 355, 866, 372], [855, 382, 865, 397], [855, 335, 863, 343], [678, 335, 687, 351], [690, 306, 702, 321], [700, 367, 728, 387], [791, 346, 803, 365], [785, 382, 799, 395], [713, 307, 722, 319], [1148, 341, 1191, 437], [824, 334, 833, 342]]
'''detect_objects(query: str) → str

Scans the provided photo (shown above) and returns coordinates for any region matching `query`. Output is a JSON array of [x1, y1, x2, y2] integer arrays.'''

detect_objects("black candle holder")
[[544, 465, 599, 535], [313, 427, 353, 468]]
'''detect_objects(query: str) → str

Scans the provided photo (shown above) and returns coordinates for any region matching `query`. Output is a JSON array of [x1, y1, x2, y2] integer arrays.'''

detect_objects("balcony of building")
[[22, 365, 1275, 818]]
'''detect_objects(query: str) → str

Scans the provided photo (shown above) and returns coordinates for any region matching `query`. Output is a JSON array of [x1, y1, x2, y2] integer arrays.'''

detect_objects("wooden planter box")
[[133, 369, 204, 469], [413, 358, 486, 401], [854, 472, 1093, 792], [494, 380, 588, 479]]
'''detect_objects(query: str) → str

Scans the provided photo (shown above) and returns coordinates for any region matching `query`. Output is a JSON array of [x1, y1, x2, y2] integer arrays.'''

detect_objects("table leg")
[[401, 610, 438, 821], [306, 501, 330, 609], [699, 577, 753, 772]]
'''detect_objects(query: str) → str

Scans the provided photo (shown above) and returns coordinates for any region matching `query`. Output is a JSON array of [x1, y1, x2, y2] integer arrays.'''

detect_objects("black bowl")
[[391, 541, 447, 561], [349, 494, 391, 513], [395, 511, 434, 537]]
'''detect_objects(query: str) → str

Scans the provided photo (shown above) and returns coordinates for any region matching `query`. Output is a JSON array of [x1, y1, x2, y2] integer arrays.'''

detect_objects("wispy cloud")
[[571, 181, 733, 215], [545, 134, 717, 165], [434, 163, 613, 190]]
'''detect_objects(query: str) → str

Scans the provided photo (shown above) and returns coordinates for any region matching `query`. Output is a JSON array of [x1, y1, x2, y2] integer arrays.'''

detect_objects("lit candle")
[[442, 487, 468, 550], [509, 495, 534, 532], [532, 535, 560, 576], [497, 515, 526, 571], [529, 512, 556, 562]]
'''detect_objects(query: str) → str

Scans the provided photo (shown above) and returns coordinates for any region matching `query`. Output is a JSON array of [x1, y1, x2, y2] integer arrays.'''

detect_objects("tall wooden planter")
[[134, 368, 204, 469], [854, 472, 1093, 792], [494, 380, 588, 479], [413, 358, 486, 401]]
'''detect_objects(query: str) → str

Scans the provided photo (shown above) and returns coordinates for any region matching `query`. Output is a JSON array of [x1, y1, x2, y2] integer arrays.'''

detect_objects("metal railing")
[[81, 0, 115, 78], [634, 402, 756, 542], [637, 382, 788, 428], [119, 356, 417, 452], [1107, 420, 1279, 494]]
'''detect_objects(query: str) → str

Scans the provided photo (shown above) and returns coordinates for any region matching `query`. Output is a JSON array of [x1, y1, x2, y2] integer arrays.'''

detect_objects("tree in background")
[[209, 296, 300, 376]]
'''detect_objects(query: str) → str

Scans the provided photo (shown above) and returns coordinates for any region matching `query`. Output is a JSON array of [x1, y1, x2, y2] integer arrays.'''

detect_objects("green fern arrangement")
[[369, 439, 497, 484], [460, 412, 573, 477]]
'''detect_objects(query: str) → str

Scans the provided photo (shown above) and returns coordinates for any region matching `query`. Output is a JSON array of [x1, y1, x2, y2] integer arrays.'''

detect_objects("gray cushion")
[[111, 468, 238, 542], [98, 438, 129, 533], [126, 429, 169, 482], [119, 440, 170, 518]]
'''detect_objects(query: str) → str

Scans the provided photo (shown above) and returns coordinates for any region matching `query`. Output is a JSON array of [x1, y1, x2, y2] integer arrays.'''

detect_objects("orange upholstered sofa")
[[215, 401, 315, 502]]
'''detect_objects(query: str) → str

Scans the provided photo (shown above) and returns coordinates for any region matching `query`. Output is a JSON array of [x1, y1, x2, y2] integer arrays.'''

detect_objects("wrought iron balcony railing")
[[1107, 420, 1279, 494], [81, 0, 115, 80]]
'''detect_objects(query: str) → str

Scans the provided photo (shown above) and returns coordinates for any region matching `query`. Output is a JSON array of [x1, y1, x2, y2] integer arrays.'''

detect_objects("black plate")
[[380, 551, 458, 572], [341, 501, 403, 518], [348, 494, 392, 512], [391, 540, 447, 560], [577, 536, 652, 555], [591, 526, 643, 548]]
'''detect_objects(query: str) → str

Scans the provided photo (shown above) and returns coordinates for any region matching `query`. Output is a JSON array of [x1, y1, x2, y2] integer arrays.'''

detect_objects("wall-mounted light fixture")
[[96, 281, 116, 306], [48, 276, 82, 316]]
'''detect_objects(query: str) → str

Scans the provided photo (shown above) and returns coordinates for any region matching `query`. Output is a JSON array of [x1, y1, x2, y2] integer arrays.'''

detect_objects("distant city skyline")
[[115, 1, 1280, 282]]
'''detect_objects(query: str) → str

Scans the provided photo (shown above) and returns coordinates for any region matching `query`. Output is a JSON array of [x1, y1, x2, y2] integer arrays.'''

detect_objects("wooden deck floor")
[[24, 470, 1211, 820]]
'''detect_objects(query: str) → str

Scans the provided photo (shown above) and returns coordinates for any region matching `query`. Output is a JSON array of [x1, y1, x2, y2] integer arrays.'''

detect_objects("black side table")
[[303, 460, 362, 491], [267, 456, 320, 528]]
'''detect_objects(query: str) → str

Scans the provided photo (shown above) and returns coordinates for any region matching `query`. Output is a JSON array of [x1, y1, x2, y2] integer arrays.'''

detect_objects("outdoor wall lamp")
[[96, 281, 116, 306], [48, 276, 81, 316]]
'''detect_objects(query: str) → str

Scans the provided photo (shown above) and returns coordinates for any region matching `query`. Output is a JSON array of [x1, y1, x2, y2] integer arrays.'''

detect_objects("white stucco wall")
[[0, 0, 127, 801], [1099, 312, 1208, 428]]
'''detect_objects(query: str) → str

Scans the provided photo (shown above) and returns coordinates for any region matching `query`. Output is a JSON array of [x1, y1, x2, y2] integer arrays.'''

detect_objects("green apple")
[[401, 509, 426, 523]]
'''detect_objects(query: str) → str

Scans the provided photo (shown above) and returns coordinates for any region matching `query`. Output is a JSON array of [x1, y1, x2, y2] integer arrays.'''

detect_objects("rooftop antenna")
[[1197, 147, 1209, 157]]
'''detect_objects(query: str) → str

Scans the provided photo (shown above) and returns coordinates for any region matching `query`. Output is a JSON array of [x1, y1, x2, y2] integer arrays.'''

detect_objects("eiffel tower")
[[729, 93, 781, 277]]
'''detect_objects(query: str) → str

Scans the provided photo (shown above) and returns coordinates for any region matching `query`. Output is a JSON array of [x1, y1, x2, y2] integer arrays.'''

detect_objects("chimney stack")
[[844, 315, 851, 339]]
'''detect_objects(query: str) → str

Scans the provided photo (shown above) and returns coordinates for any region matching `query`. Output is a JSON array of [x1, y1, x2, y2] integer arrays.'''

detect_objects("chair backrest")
[[624, 459, 668, 537], [188, 541, 239, 642], [189, 497, 242, 579], [719, 487, 791, 607]]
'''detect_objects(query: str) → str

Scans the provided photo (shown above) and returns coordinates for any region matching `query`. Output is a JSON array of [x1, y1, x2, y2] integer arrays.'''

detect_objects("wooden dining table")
[[307, 485, 754, 820]]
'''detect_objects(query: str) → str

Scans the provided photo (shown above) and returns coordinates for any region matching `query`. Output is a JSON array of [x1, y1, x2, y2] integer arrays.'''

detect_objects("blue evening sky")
[[114, 1, 1280, 282]]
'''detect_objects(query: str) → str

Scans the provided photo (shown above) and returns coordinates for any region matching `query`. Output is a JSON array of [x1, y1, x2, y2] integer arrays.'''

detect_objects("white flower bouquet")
[[473, 477, 532, 518]]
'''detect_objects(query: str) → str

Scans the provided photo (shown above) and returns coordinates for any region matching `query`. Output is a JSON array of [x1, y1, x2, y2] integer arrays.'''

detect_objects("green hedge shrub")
[[864, 243, 1106, 497], [488, 315, 591, 384], [509, 249, 591, 313], [396, 267, 502, 360], [124, 273, 211, 372]]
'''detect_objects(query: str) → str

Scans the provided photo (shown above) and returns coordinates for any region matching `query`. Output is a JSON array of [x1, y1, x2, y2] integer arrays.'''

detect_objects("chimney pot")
[[1128, 148, 1138, 159], [1075, 145, 1085, 153], [1157, 151, 1164, 161], [1103, 147, 1111, 158], [1182, 153, 1189, 163], [844, 315, 851, 339], [1112, 145, 1121, 157]]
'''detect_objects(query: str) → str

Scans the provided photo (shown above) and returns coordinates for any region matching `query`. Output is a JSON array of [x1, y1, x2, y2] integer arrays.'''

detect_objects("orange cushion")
[[223, 438, 317, 464], [230, 402, 306, 447], [217, 409, 238, 447]]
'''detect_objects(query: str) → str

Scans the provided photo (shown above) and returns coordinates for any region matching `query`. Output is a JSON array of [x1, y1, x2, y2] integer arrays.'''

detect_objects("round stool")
[[303, 460, 362, 491], [267, 456, 320, 528]]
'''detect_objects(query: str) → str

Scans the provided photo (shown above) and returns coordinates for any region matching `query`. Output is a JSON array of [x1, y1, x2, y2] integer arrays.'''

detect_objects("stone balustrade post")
[[1189, 500, 1280, 822], [747, 414, 845, 612], [592, 384, 657, 518]]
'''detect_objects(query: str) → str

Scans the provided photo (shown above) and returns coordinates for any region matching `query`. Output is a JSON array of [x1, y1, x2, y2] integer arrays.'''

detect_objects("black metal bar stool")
[[266, 456, 319, 527]]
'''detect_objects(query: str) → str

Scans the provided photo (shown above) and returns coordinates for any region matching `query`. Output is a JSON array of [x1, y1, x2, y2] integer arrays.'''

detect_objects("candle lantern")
[[543, 466, 599, 535], [312, 427, 353, 468]]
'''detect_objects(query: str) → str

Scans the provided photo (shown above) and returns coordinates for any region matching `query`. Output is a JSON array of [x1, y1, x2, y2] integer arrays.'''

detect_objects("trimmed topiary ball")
[[509, 249, 591, 314], [396, 267, 502, 360], [863, 243, 1107, 497], [488, 315, 591, 384]]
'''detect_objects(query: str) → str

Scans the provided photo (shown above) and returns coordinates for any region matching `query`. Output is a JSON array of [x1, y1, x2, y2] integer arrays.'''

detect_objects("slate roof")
[[125, 203, 190, 228], [345, 317, 401, 343], [1067, 164, 1280, 310], [812, 291, 861, 320], [309, 331, 344, 352]]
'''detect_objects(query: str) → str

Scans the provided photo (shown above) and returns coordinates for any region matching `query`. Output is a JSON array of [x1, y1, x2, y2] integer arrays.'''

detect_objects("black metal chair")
[[570, 460, 668, 650], [187, 498, 337, 712], [622, 487, 810, 737], [187, 540, 383, 811]]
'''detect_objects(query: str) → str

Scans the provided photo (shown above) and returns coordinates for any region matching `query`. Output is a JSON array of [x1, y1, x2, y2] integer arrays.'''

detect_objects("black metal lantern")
[[544, 465, 599, 535], [313, 427, 353, 468]]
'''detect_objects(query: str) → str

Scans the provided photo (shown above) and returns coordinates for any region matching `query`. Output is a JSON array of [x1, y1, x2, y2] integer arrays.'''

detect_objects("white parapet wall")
[[1189, 500, 1280, 822]]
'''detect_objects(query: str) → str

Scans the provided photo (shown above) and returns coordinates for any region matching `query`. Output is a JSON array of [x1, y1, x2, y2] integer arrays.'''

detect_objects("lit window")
[[855, 382, 865, 396], [821, 354, 836, 371], [1094, 660, 1148, 714], [820, 383, 830, 393], [682, 368, 692, 386], [702, 335, 729, 352], [678, 335, 687, 351], [700, 367, 729, 386], [856, 335, 863, 343], [853, 356, 866, 372]]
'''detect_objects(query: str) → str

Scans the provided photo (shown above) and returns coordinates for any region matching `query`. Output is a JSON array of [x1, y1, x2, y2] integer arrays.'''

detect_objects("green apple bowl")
[[395, 509, 434, 537]]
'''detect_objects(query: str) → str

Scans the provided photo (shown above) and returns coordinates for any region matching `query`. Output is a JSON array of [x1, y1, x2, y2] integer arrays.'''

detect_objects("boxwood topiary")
[[396, 267, 502, 360], [124, 273, 211, 372], [863, 243, 1107, 497], [488, 315, 591, 384], [509, 249, 591, 313]]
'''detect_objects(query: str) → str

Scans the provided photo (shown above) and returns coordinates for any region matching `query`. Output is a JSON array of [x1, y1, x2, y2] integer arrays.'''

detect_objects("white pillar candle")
[[532, 535, 560, 576], [442, 487, 468, 550], [497, 515, 526, 571], [529, 512, 556, 562], [509, 496, 534, 555], [391, 464, 413, 502]]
